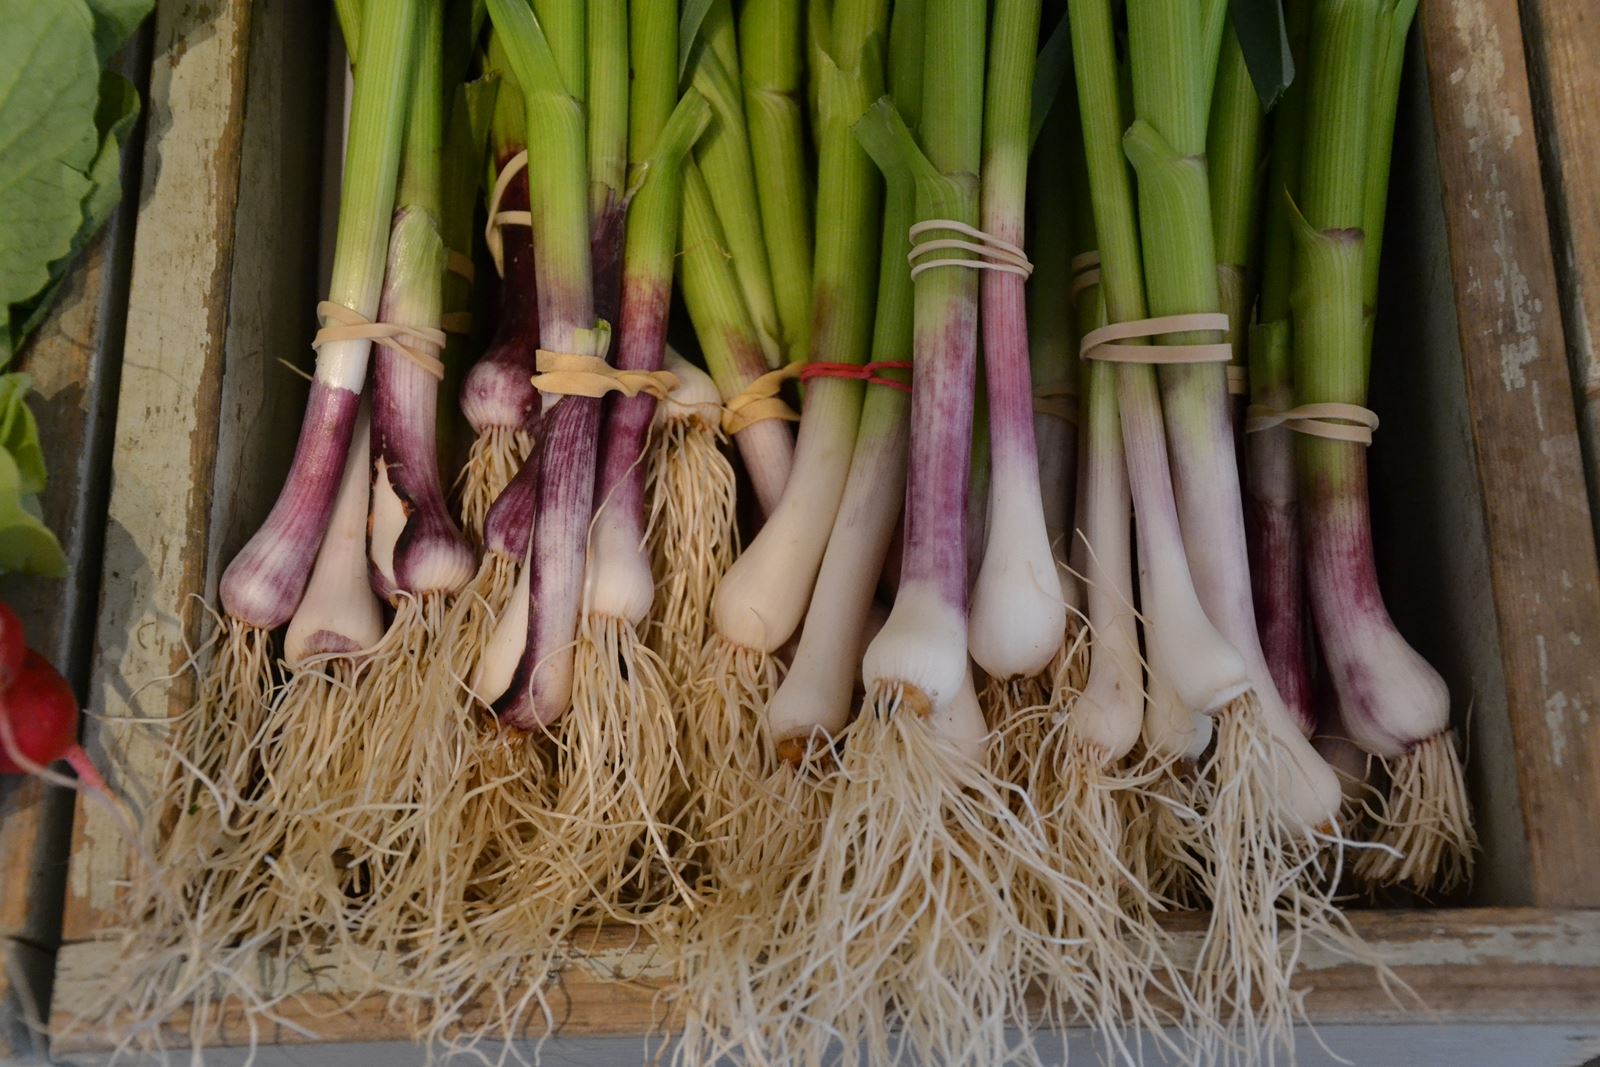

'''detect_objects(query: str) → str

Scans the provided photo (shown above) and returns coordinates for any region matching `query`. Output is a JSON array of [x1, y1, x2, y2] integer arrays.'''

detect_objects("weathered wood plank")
[[1520, 0, 1600, 550], [1417, 0, 1600, 907], [0, 26, 150, 1052], [60, 0, 258, 943], [47, 909, 1600, 1057]]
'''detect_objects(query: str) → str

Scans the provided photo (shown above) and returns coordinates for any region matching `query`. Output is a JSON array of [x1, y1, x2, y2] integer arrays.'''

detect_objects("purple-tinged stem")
[[1245, 324, 1314, 732], [221, 384, 362, 628], [460, 160, 541, 435], [372, 330, 477, 598], [481, 448, 538, 562], [1301, 448, 1445, 758]]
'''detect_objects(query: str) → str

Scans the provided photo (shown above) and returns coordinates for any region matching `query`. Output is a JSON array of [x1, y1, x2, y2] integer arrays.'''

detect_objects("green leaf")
[[0, 447, 66, 578], [482, 0, 566, 100], [82, 0, 154, 64], [9, 70, 141, 350], [0, 375, 46, 496], [0, 0, 101, 314], [336, 0, 362, 62], [678, 0, 716, 82], [464, 75, 500, 156], [1231, 0, 1295, 110], [1030, 11, 1073, 149]]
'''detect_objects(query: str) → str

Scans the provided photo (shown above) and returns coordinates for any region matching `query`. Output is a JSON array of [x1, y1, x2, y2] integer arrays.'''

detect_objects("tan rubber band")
[[531, 351, 678, 400], [1079, 312, 1232, 365], [907, 219, 1033, 280], [721, 363, 803, 435], [1032, 384, 1078, 423], [1243, 402, 1379, 445], [1070, 250, 1102, 298], [1227, 364, 1249, 396], [485, 150, 533, 277], [441, 311, 473, 336], [446, 249, 476, 284], [313, 300, 445, 380]]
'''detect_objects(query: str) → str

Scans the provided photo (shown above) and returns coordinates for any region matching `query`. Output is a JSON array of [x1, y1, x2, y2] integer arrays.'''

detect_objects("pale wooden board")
[[47, 909, 1600, 1057], [1520, 0, 1600, 551], [42, 1024, 1600, 1067], [1417, 0, 1600, 908], [60, 0, 257, 944], [1368, 31, 1525, 907]]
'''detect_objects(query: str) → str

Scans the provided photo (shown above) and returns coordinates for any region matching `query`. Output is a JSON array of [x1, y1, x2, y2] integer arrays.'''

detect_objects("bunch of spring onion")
[[104, 0, 1475, 1057], [679, 2, 1125, 1061], [136, 0, 425, 992], [1283, 0, 1475, 893], [680, 0, 879, 883], [435, 3, 713, 1009]]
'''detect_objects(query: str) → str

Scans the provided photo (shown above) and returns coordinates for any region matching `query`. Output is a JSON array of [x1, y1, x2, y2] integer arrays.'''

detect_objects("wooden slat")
[[60, 0, 257, 942], [1519, 0, 1600, 548], [47, 909, 1600, 1058], [1417, 0, 1600, 907], [0, 28, 150, 1051]]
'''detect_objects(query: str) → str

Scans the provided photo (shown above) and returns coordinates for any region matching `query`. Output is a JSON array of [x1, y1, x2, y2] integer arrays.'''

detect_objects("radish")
[[0, 648, 107, 797], [0, 604, 22, 691]]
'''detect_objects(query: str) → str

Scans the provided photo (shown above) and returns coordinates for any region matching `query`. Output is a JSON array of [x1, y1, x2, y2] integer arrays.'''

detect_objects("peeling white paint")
[[1546, 690, 1571, 768], [1449, 0, 1549, 398]]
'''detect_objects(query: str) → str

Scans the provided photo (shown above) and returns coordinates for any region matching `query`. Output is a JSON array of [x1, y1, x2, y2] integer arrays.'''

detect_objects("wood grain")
[[1519, 0, 1600, 548], [0, 29, 149, 1053], [1418, 0, 1600, 907], [60, 0, 259, 942], [47, 910, 1600, 1058]]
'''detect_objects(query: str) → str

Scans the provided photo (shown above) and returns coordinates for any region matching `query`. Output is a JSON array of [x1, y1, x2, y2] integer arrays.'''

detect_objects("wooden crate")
[[45, 0, 1600, 1061]]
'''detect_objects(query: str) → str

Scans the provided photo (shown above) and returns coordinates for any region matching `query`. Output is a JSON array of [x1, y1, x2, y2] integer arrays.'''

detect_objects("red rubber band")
[[798, 360, 913, 394]]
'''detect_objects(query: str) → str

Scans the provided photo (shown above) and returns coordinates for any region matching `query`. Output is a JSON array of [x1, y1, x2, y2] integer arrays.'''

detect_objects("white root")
[[1357, 731, 1477, 894]]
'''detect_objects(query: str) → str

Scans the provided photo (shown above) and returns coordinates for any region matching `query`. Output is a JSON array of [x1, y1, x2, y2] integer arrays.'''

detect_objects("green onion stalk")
[[1293, 0, 1472, 894], [623, 4, 740, 696], [674, 8, 909, 1057], [1125, 0, 1338, 803], [1125, 0, 1369, 1054], [427, 43, 544, 826], [685, 0, 886, 889], [1246, 0, 1316, 734], [1012, 28, 1194, 1052], [1021, 55, 1087, 711], [1073, 38, 1210, 912], [1072, 0, 1293, 1055], [457, 41, 539, 542], [145, 0, 416, 943], [1069, 0, 1242, 765], [968, 0, 1068, 712], [739, 6, 1106, 1064], [678, 163, 796, 515], [312, 0, 487, 972], [477, 0, 603, 732], [435, 1, 494, 474], [686, 0, 785, 368], [1208, 23, 1265, 427], [741, 0, 813, 367], [461, 0, 635, 953], [572, 9, 713, 918]]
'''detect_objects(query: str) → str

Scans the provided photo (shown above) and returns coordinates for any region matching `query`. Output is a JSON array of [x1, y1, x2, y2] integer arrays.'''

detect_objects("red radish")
[[0, 649, 107, 795], [0, 604, 25, 691]]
